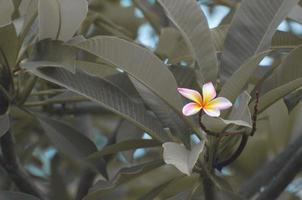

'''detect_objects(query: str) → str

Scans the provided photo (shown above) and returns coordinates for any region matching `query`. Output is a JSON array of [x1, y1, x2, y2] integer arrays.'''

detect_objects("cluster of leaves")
[[0, 0, 302, 199]]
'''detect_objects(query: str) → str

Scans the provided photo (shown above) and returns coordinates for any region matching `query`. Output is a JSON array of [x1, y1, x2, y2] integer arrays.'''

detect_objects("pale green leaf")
[[0, 0, 14, 26], [162, 142, 205, 175], [38, 0, 88, 41]]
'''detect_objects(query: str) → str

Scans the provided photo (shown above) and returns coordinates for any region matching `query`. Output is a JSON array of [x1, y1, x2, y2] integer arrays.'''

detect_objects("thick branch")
[[0, 131, 43, 199], [239, 134, 302, 198], [256, 144, 302, 200], [202, 174, 216, 200]]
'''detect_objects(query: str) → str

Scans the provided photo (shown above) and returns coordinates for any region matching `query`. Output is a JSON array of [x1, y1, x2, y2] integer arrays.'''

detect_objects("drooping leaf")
[[162, 142, 205, 175], [116, 120, 143, 163], [26, 67, 168, 141], [0, 0, 14, 26], [74, 36, 183, 112], [84, 160, 164, 200], [38, 0, 88, 41], [37, 114, 98, 159], [0, 191, 40, 200], [158, 0, 218, 83], [220, 0, 298, 79], [0, 113, 9, 138], [130, 77, 192, 148]]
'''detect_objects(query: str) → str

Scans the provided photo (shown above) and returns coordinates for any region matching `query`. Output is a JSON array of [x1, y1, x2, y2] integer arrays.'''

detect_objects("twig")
[[250, 91, 259, 136], [0, 131, 44, 199], [239, 134, 302, 198], [256, 144, 302, 200]]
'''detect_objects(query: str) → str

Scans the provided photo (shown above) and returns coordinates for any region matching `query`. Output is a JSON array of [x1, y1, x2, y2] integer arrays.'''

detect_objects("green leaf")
[[130, 77, 192, 148], [38, 0, 88, 41], [211, 25, 302, 52], [0, 0, 14, 26], [0, 23, 18, 68], [138, 177, 177, 200], [49, 155, 71, 200], [255, 78, 302, 113], [220, 0, 298, 79], [116, 120, 143, 163], [155, 175, 199, 199], [284, 88, 302, 112], [256, 45, 302, 113], [21, 39, 77, 73], [86, 139, 160, 165], [158, 0, 218, 83], [27, 67, 168, 141], [74, 36, 183, 112], [0, 113, 9, 138], [220, 51, 269, 105], [155, 27, 191, 64], [288, 5, 302, 24], [272, 31, 302, 48], [84, 160, 164, 200], [0, 191, 40, 200], [37, 114, 98, 159], [261, 45, 302, 94]]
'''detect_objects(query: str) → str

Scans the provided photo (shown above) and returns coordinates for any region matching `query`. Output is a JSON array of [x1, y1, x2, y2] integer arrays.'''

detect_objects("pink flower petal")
[[207, 97, 232, 110], [177, 88, 202, 105], [202, 82, 216, 103], [182, 102, 202, 116], [203, 108, 220, 117]]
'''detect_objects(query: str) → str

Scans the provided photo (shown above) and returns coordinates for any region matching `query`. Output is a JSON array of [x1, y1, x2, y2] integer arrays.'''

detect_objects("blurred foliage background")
[[0, 0, 302, 199]]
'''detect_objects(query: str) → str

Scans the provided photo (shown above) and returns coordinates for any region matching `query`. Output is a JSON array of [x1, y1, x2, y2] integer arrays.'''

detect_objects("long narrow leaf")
[[158, 0, 218, 83], [220, 0, 298, 79]]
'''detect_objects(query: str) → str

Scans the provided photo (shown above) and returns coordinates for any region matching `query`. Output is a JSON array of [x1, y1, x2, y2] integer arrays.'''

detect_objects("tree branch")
[[256, 144, 302, 200], [0, 131, 44, 199], [239, 134, 302, 198], [202, 174, 217, 200]]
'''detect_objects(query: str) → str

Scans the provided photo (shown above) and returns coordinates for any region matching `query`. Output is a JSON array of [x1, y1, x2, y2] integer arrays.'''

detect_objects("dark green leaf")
[[74, 36, 183, 112], [0, 113, 9, 138], [27, 67, 168, 142], [0, 191, 40, 200], [84, 160, 164, 200]]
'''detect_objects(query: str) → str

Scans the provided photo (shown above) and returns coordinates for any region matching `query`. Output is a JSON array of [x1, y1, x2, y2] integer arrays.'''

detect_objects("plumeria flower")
[[177, 82, 232, 117]]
